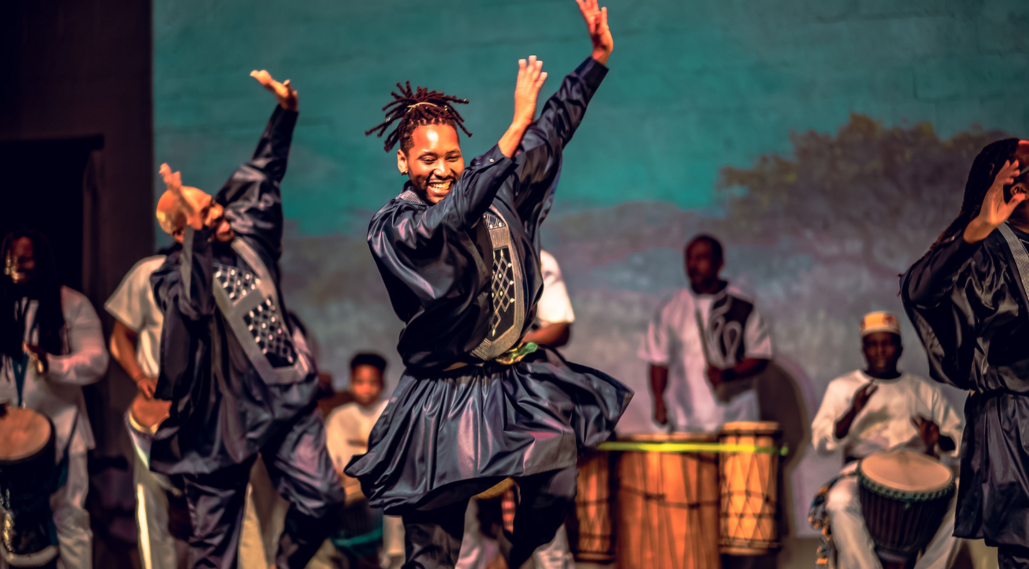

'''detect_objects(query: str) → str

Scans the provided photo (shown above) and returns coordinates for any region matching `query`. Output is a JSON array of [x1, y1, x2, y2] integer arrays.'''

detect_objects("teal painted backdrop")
[[155, 0, 1029, 538]]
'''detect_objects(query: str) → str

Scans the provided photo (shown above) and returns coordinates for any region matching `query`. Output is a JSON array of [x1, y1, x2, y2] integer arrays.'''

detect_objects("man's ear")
[[397, 149, 409, 176]]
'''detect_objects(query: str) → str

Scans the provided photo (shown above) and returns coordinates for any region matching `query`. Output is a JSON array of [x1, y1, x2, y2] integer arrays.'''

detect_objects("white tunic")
[[537, 251, 575, 326], [104, 255, 166, 378], [325, 399, 390, 474], [639, 285, 772, 432], [0, 287, 109, 457], [811, 370, 964, 459]]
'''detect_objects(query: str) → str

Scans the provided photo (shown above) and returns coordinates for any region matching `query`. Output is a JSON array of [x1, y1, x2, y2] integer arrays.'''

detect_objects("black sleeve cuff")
[[576, 56, 609, 89]]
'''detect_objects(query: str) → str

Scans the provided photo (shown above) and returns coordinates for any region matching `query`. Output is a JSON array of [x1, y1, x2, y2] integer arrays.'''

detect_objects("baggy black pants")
[[400, 467, 577, 569], [182, 411, 345, 569]]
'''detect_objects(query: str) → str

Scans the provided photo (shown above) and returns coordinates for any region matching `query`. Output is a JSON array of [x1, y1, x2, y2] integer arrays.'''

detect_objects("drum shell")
[[567, 449, 613, 563], [0, 411, 58, 567], [615, 434, 721, 569], [857, 465, 954, 561], [718, 422, 781, 555]]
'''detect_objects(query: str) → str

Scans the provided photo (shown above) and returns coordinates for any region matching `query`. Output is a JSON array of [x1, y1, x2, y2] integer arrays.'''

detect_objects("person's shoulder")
[[127, 255, 167, 281], [60, 286, 98, 316], [60, 285, 88, 303], [903, 373, 944, 394], [827, 369, 864, 389], [725, 283, 759, 305]]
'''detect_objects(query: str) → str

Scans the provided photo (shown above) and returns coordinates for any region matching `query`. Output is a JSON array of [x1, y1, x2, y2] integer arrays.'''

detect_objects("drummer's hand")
[[912, 416, 941, 455], [706, 365, 724, 389], [22, 343, 49, 374], [136, 376, 158, 399], [849, 383, 878, 414], [653, 398, 668, 426]]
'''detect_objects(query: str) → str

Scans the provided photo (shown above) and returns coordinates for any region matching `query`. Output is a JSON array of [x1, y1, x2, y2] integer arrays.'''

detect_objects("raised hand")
[[513, 56, 548, 128], [576, 0, 612, 65], [499, 56, 548, 157], [250, 70, 299, 112], [965, 160, 1025, 242], [849, 382, 878, 415], [159, 163, 204, 230]]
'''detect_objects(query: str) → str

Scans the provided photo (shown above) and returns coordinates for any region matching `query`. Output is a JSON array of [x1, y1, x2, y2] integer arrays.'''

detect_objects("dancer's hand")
[[513, 56, 547, 128], [965, 160, 1025, 242], [251, 70, 298, 111], [499, 56, 547, 157], [576, 0, 612, 65], [159, 163, 205, 230]]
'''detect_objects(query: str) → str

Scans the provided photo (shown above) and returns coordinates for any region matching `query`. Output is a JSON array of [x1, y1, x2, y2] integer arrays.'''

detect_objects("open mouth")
[[427, 179, 454, 196]]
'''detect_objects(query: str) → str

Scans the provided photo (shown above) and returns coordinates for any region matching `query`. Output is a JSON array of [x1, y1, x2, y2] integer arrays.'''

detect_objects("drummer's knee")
[[825, 476, 860, 516]]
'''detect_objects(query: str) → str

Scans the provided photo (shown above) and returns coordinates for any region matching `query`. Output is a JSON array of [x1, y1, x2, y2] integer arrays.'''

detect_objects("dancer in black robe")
[[902, 138, 1029, 569], [345, 2, 631, 568], [149, 71, 344, 569]]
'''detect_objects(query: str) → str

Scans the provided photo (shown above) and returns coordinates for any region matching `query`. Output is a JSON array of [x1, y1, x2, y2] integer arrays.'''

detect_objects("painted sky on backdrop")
[[154, 0, 1029, 236]]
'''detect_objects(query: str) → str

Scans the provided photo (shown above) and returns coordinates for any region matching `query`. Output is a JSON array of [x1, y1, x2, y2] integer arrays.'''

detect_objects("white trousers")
[[826, 475, 958, 569], [51, 452, 92, 569], [455, 498, 575, 569], [127, 412, 184, 569]]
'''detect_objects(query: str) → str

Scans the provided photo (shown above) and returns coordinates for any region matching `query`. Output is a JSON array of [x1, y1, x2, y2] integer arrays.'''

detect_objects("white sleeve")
[[104, 260, 152, 332], [638, 300, 672, 366], [743, 307, 773, 359], [811, 380, 851, 456], [537, 251, 575, 324], [47, 288, 110, 386]]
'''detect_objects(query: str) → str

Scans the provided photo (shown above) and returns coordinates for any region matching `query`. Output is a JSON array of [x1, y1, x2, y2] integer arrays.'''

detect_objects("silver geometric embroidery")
[[214, 264, 258, 302], [484, 211, 506, 230], [488, 247, 516, 336], [242, 298, 297, 366]]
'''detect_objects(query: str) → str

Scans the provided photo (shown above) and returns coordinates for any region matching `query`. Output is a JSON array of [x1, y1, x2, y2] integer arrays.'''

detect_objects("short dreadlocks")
[[365, 82, 472, 153]]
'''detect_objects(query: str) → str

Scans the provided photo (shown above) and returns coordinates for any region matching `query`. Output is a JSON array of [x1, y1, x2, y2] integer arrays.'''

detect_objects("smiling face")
[[350, 364, 384, 409], [164, 187, 235, 244], [397, 123, 465, 204]]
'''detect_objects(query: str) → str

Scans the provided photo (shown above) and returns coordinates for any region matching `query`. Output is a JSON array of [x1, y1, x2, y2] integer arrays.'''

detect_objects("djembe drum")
[[615, 433, 721, 569], [0, 406, 59, 568], [858, 450, 955, 563], [567, 448, 614, 563], [718, 421, 782, 555]]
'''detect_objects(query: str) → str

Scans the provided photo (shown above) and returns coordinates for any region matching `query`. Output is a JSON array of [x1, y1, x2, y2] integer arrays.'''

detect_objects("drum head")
[[720, 421, 781, 435], [0, 407, 52, 461], [860, 451, 953, 493]]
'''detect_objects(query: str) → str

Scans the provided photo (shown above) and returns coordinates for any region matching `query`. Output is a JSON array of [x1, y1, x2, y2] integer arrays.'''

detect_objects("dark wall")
[[1, 0, 154, 456]]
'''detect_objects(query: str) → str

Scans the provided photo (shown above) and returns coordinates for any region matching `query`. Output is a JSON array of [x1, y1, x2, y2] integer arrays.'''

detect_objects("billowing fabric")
[[346, 57, 632, 513], [901, 223, 1029, 545]]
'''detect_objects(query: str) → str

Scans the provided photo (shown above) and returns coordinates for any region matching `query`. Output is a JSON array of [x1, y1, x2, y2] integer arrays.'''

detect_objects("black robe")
[[345, 57, 633, 514], [902, 224, 1029, 545], [150, 106, 321, 476]]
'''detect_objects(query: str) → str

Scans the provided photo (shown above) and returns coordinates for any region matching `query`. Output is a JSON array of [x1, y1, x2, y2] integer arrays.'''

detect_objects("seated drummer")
[[811, 312, 963, 569]]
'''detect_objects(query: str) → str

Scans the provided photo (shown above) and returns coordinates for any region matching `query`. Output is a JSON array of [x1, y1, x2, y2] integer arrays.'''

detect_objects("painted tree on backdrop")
[[717, 114, 1009, 275]]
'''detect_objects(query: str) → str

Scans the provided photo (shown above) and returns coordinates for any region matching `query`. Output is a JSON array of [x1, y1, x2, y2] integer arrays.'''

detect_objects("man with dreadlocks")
[[902, 139, 1029, 569], [344, 2, 632, 568], [149, 71, 344, 569], [1, 229, 110, 569]]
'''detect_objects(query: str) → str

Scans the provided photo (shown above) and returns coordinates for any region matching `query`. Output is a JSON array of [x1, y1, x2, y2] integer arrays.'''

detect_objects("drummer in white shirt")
[[811, 311, 963, 569], [0, 230, 109, 569], [640, 234, 773, 432]]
